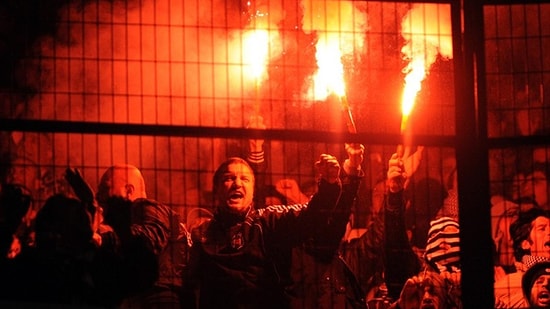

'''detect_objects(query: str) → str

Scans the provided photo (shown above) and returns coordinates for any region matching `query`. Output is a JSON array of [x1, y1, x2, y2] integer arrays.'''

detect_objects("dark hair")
[[405, 177, 448, 248], [510, 207, 550, 262], [518, 156, 550, 179], [34, 194, 93, 252], [522, 261, 550, 306], [212, 157, 254, 198]]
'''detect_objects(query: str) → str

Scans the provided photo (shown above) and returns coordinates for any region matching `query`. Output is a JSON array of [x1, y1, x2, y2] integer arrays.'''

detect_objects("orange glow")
[[311, 38, 346, 99], [242, 29, 270, 82], [400, 3, 452, 133], [237, 11, 282, 114], [400, 58, 426, 132], [241, 29, 271, 114], [302, 0, 367, 102]]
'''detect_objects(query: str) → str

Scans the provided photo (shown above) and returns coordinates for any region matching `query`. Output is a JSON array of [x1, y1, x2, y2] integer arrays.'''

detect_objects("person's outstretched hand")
[[65, 167, 95, 205], [315, 154, 340, 184], [387, 146, 424, 192], [64, 167, 100, 235], [344, 143, 365, 175], [386, 153, 406, 193], [397, 276, 422, 309]]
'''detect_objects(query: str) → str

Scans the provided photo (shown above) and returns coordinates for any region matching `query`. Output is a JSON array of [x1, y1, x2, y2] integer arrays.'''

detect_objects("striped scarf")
[[424, 216, 461, 273]]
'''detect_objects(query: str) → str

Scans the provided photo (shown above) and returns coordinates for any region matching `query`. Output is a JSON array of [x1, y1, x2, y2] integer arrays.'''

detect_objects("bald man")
[[96, 164, 147, 204], [96, 164, 193, 309]]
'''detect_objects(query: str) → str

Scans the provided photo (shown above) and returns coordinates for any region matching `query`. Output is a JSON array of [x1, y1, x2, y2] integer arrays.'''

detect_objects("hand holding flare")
[[387, 146, 424, 192]]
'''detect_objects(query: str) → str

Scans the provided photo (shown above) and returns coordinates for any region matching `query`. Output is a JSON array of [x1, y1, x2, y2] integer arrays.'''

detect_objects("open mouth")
[[420, 303, 436, 309], [228, 191, 244, 203], [421, 298, 436, 309], [538, 291, 550, 305]]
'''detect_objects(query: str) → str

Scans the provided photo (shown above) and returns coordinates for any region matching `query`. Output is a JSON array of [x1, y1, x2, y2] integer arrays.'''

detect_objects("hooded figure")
[[424, 216, 461, 273]]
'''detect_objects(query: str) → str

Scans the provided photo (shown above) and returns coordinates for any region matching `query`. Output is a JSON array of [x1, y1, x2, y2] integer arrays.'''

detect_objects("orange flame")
[[232, 10, 282, 114], [400, 58, 426, 132], [311, 37, 346, 99], [302, 0, 367, 103], [243, 29, 270, 81], [242, 29, 271, 114], [400, 3, 452, 133]]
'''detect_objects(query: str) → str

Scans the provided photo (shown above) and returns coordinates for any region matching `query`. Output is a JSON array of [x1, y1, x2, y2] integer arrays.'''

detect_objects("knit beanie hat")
[[424, 216, 461, 273], [522, 261, 550, 303]]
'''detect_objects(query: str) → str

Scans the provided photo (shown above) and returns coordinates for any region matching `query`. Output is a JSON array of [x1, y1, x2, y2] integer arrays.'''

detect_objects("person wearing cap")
[[424, 216, 461, 273], [522, 261, 550, 308], [494, 207, 550, 308]]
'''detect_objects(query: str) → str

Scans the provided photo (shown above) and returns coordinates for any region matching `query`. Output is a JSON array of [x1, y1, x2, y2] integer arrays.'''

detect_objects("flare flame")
[[400, 3, 453, 133]]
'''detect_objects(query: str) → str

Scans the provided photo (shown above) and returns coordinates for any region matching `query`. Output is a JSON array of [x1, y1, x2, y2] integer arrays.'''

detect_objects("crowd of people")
[[0, 115, 549, 309]]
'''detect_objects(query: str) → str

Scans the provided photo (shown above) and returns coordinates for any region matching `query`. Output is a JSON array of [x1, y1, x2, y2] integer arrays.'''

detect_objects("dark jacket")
[[101, 197, 192, 308], [287, 171, 368, 309], [384, 190, 422, 301], [340, 212, 385, 305], [186, 178, 343, 309]]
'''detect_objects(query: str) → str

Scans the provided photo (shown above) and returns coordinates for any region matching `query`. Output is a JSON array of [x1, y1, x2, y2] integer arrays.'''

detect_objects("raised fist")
[[315, 154, 340, 184], [344, 143, 365, 174]]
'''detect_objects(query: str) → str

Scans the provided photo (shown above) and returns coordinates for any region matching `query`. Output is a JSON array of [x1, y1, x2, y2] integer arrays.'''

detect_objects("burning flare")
[[242, 29, 271, 82], [302, 0, 367, 133], [230, 3, 283, 114], [400, 3, 453, 133]]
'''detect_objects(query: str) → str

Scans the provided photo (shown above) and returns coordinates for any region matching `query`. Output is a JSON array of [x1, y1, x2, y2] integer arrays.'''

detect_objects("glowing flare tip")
[[400, 58, 425, 133]]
